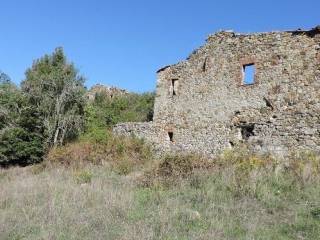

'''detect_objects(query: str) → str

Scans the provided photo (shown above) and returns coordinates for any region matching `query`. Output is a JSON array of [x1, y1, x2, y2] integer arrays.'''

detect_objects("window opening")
[[171, 79, 178, 95], [243, 64, 255, 85], [168, 132, 174, 142]]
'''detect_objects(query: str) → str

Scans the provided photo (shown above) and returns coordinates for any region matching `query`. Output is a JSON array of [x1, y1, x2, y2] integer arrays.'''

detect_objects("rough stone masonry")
[[114, 26, 320, 157]]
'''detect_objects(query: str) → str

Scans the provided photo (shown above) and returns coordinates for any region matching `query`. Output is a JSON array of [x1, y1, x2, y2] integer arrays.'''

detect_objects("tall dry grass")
[[1, 146, 320, 239]]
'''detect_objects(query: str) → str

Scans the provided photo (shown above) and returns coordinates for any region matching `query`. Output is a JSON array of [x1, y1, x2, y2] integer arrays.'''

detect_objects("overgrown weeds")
[[141, 146, 320, 191], [1, 144, 320, 239], [141, 154, 214, 187], [74, 170, 93, 184], [46, 131, 152, 175], [287, 151, 320, 184]]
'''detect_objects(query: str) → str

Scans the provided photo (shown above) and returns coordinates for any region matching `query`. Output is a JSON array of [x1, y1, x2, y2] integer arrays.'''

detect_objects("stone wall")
[[114, 26, 320, 157]]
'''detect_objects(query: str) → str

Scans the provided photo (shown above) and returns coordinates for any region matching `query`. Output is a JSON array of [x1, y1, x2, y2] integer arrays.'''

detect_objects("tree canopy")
[[0, 72, 44, 166], [21, 47, 86, 147]]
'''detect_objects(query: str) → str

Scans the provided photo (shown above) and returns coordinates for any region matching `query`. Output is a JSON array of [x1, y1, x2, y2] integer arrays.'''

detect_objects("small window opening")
[[240, 124, 255, 140], [171, 79, 178, 96], [202, 57, 208, 72], [243, 64, 255, 85], [168, 132, 174, 142]]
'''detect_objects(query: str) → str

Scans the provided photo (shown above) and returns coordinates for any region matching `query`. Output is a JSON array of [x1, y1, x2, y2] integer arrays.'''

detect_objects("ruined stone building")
[[114, 26, 320, 157]]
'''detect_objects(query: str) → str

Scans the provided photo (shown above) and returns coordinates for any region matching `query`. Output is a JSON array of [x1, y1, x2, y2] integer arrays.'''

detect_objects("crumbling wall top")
[[206, 25, 320, 42], [156, 26, 320, 74]]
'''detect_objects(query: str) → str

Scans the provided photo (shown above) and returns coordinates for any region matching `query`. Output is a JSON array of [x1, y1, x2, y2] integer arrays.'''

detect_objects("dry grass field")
[[1, 147, 320, 240]]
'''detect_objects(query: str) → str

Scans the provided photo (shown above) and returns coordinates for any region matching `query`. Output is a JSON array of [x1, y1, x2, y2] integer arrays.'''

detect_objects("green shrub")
[[80, 126, 111, 144], [74, 170, 93, 184], [84, 92, 155, 133], [0, 127, 44, 166], [311, 207, 320, 220]]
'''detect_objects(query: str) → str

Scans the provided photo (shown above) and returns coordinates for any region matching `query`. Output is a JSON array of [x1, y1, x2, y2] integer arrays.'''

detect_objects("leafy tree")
[[0, 72, 22, 131], [0, 72, 17, 130], [0, 71, 11, 84], [21, 48, 86, 147], [0, 72, 44, 166]]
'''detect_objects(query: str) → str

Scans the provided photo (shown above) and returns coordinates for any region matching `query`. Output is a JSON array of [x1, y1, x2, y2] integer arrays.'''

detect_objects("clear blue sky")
[[0, 0, 319, 92]]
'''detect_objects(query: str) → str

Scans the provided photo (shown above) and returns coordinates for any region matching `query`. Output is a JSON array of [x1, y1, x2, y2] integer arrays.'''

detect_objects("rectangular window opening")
[[171, 79, 178, 95], [168, 131, 174, 142], [243, 64, 255, 85]]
